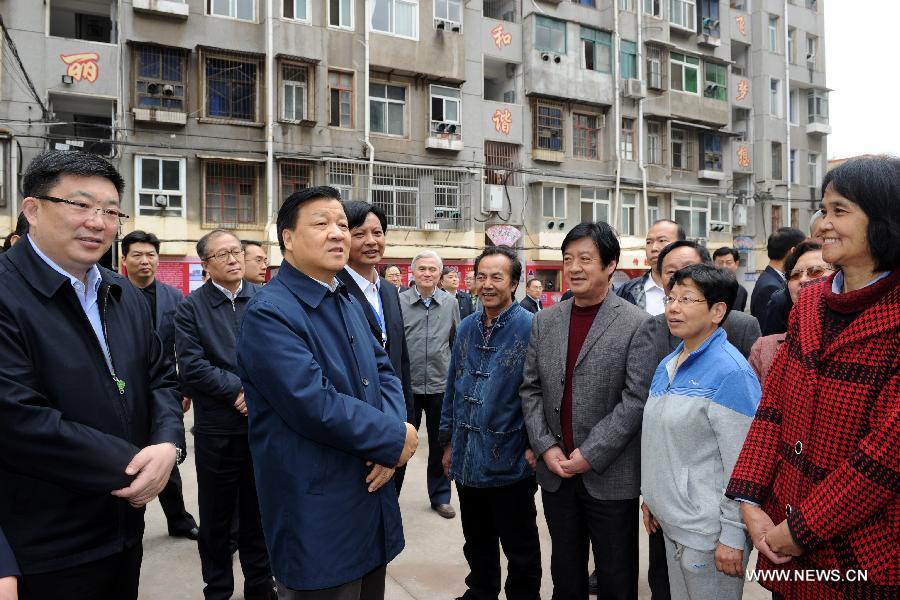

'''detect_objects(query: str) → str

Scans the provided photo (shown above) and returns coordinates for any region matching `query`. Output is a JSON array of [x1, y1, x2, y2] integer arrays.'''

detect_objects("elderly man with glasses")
[[175, 230, 275, 600]]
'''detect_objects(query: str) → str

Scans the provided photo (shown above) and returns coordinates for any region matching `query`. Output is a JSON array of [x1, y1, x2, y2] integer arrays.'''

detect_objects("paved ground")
[[140, 413, 768, 599]]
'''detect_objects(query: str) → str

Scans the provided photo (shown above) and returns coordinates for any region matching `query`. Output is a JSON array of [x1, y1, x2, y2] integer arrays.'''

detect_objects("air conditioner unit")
[[162, 84, 175, 97], [434, 18, 461, 32], [483, 184, 505, 212], [154, 194, 169, 208], [624, 79, 646, 99], [733, 203, 748, 227], [435, 18, 445, 30]]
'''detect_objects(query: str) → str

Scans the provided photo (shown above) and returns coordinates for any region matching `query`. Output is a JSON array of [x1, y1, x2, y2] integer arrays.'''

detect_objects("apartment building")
[[0, 0, 828, 300]]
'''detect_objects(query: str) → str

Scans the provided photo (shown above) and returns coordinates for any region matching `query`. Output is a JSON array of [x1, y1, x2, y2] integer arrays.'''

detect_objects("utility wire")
[[0, 14, 48, 118]]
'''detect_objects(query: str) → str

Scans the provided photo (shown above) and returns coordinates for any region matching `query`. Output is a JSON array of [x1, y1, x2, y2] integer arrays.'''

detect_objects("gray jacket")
[[520, 293, 654, 500], [399, 286, 460, 395]]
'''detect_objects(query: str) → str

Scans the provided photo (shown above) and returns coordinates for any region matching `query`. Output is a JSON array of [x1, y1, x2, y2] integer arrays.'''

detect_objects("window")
[[580, 187, 610, 223], [787, 27, 797, 63], [209, 0, 255, 20], [328, 70, 354, 128], [620, 40, 637, 78], [670, 52, 699, 94], [729, 0, 746, 9], [771, 142, 783, 180], [620, 192, 638, 236], [542, 185, 566, 219], [283, 0, 308, 19], [789, 89, 798, 124], [791, 207, 800, 229], [789, 149, 797, 184], [280, 161, 311, 202], [700, 0, 720, 36], [674, 196, 708, 238], [806, 0, 817, 10], [703, 62, 726, 101], [430, 85, 461, 136], [204, 161, 259, 225], [573, 113, 601, 159], [671, 128, 693, 170], [204, 53, 260, 122], [535, 16, 566, 54], [807, 90, 828, 123], [329, 0, 353, 28], [372, 0, 417, 37], [483, 0, 518, 21], [433, 171, 464, 221], [644, 0, 662, 17], [435, 0, 462, 23], [646, 121, 664, 165], [581, 27, 612, 73], [621, 118, 635, 161], [771, 204, 782, 231], [619, 0, 635, 10], [370, 83, 406, 136], [710, 197, 730, 228], [670, 0, 696, 29], [134, 46, 186, 112], [806, 35, 817, 63], [768, 16, 778, 52], [327, 161, 359, 200], [702, 134, 722, 171], [573, 0, 595, 7], [373, 166, 418, 227], [647, 195, 661, 224], [282, 63, 309, 121], [485, 141, 521, 186], [647, 46, 664, 89], [808, 153, 820, 188], [534, 100, 564, 152], [769, 78, 782, 117], [135, 156, 185, 217]]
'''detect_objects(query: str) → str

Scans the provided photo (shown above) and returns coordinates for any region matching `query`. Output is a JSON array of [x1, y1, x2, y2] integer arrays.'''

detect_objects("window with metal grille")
[[208, 0, 255, 20], [807, 90, 828, 123], [204, 161, 259, 225], [283, 0, 308, 20], [700, 0, 719, 36], [646, 120, 665, 165], [373, 166, 418, 228], [671, 52, 699, 94], [282, 63, 309, 121], [329, 71, 354, 128], [533, 100, 564, 152], [370, 83, 406, 136], [671, 128, 694, 170], [703, 62, 727, 101], [135, 46, 186, 112], [204, 53, 260, 122], [484, 141, 521, 186], [327, 161, 363, 200], [580, 187, 610, 223], [434, 171, 462, 220], [279, 161, 312, 204], [647, 46, 664, 89], [572, 113, 601, 159], [581, 27, 612, 73], [621, 118, 634, 161], [135, 155, 185, 217], [702, 134, 723, 171]]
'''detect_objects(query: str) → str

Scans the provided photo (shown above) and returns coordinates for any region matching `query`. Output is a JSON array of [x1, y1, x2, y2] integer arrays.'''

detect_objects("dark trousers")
[[412, 393, 451, 506], [456, 478, 542, 600], [158, 465, 198, 533], [393, 464, 407, 494], [541, 477, 638, 600], [20, 543, 142, 600], [275, 565, 386, 600], [195, 433, 273, 600], [647, 529, 671, 600]]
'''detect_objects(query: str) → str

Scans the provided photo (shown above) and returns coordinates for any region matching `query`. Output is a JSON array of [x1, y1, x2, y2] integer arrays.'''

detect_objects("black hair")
[[655, 240, 712, 276], [276, 186, 343, 251], [1, 213, 28, 251], [440, 266, 458, 279], [669, 264, 738, 324], [767, 227, 806, 261], [821, 155, 900, 271], [651, 219, 687, 241], [380, 264, 401, 277], [474, 246, 522, 295], [121, 230, 161, 255], [561, 221, 620, 267], [196, 229, 239, 260], [22, 150, 125, 198], [782, 240, 823, 276], [242, 240, 264, 250], [712, 246, 739, 262], [526, 278, 541, 288], [343, 200, 388, 232]]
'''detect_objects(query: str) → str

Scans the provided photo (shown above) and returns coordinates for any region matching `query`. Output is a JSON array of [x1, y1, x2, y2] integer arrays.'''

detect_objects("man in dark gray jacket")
[[399, 250, 460, 519]]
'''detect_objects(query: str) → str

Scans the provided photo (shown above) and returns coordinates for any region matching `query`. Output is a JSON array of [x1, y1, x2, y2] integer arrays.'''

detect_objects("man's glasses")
[[662, 295, 707, 306], [787, 265, 834, 281], [205, 249, 245, 263], [249, 256, 268, 266], [36, 196, 129, 221]]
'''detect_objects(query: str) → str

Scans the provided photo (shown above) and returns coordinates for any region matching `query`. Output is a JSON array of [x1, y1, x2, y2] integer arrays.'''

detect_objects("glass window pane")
[[387, 85, 405, 101], [449, 1, 461, 22], [388, 102, 404, 135], [237, 0, 254, 19], [685, 66, 698, 93], [296, 0, 307, 18], [435, 0, 447, 19], [371, 100, 384, 132], [431, 97, 443, 121], [445, 99, 458, 122], [341, 0, 352, 24], [213, 0, 230, 16], [162, 160, 180, 190], [396, 1, 415, 36], [141, 158, 160, 189]]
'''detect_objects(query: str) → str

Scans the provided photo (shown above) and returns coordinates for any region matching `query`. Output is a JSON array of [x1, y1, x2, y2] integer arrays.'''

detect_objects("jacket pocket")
[[306, 444, 330, 495], [481, 428, 527, 477]]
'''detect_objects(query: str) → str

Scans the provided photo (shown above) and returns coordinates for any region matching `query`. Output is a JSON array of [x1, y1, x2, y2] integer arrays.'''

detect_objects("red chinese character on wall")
[[737, 145, 751, 169], [491, 24, 513, 50], [492, 108, 512, 135], [60, 52, 100, 83], [736, 79, 750, 102]]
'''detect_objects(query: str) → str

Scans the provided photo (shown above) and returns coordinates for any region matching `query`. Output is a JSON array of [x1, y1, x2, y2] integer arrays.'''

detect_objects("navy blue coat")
[[236, 261, 407, 590], [0, 527, 18, 578], [155, 281, 183, 360], [750, 265, 784, 321]]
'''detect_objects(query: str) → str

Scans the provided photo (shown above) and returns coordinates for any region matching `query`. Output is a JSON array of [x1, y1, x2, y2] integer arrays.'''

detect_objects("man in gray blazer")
[[520, 222, 653, 600]]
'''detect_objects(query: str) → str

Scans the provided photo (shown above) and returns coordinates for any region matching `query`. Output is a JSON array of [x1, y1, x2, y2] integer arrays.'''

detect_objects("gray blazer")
[[634, 310, 761, 365], [520, 293, 654, 500]]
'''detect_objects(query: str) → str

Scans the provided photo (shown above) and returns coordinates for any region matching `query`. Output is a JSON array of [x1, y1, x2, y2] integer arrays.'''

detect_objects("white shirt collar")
[[345, 265, 380, 293], [831, 270, 890, 294], [27, 234, 102, 295], [212, 278, 243, 301], [643, 273, 664, 293]]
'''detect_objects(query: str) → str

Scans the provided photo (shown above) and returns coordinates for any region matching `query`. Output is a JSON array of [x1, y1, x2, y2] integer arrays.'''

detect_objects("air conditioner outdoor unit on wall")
[[624, 79, 646, 99], [483, 184, 505, 212]]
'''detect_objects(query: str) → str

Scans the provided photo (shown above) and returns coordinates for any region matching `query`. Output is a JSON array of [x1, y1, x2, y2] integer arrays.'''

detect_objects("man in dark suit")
[[749, 227, 805, 321], [121, 230, 199, 541], [441, 267, 474, 320], [337, 201, 415, 492], [520, 278, 544, 313], [712, 246, 748, 313]]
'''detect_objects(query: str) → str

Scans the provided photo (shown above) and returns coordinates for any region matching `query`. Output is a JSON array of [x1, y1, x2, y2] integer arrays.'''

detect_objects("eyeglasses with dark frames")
[[35, 196, 130, 221], [205, 249, 245, 263]]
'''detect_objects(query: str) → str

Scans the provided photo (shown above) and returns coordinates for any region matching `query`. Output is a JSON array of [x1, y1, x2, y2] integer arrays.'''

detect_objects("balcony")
[[133, 0, 189, 19], [426, 121, 463, 151], [806, 116, 831, 136], [670, 93, 729, 127], [370, 23, 465, 82], [47, 94, 116, 157]]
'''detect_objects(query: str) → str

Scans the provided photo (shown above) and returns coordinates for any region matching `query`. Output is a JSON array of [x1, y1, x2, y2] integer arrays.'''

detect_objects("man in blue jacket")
[[440, 246, 542, 600], [236, 186, 418, 599]]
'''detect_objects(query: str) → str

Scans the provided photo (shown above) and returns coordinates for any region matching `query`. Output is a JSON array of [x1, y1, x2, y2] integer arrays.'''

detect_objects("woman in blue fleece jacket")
[[640, 264, 761, 600]]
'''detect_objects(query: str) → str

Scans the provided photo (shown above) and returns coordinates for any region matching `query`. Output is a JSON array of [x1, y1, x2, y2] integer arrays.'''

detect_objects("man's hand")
[[0, 575, 17, 600], [111, 443, 178, 508], [442, 446, 452, 478], [234, 390, 247, 416], [765, 519, 803, 557], [740, 503, 793, 565], [396, 423, 419, 467], [542, 446, 573, 479], [559, 448, 592, 475], [641, 502, 659, 534], [365, 462, 396, 492], [714, 543, 745, 577], [524, 448, 537, 471], [181, 396, 192, 413]]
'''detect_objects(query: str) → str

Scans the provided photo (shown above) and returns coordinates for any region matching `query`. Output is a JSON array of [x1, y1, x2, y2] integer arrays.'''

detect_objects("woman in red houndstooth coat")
[[726, 155, 899, 599]]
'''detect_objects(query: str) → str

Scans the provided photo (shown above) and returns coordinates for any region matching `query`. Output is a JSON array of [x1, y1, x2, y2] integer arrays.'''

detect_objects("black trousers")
[[157, 465, 198, 533], [541, 477, 638, 600], [411, 393, 451, 506], [20, 543, 142, 600], [647, 529, 671, 600], [456, 478, 542, 600], [275, 565, 386, 600], [195, 433, 273, 600]]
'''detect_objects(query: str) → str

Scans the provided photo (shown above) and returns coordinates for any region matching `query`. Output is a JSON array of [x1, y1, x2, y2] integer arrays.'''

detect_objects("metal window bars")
[[204, 160, 260, 226], [484, 141, 521, 186]]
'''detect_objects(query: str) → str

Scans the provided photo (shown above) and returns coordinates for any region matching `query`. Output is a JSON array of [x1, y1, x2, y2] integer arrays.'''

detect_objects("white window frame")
[[644, 0, 662, 17], [370, 82, 407, 137], [371, 0, 419, 39], [670, 0, 696, 30], [807, 152, 820, 188], [768, 15, 778, 52], [670, 52, 700, 95], [281, 63, 309, 122], [806, 34, 818, 63], [789, 88, 798, 124], [430, 85, 461, 136], [328, 0, 354, 29], [580, 187, 610, 223], [647, 46, 663, 89], [647, 195, 661, 224], [646, 120, 663, 165], [134, 155, 187, 217], [769, 78, 782, 117], [208, 0, 256, 21], [709, 196, 731, 231], [542, 184, 566, 219], [621, 118, 635, 161], [674, 195, 709, 239], [434, 0, 462, 25], [283, 0, 310, 21], [620, 191, 638, 236]]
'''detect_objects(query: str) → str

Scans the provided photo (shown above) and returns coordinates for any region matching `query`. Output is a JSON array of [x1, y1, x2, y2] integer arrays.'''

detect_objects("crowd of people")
[[0, 150, 897, 600]]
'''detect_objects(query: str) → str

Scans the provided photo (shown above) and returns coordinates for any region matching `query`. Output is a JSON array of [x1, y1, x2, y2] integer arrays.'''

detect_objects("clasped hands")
[[366, 422, 419, 493], [542, 445, 592, 478], [741, 504, 802, 564]]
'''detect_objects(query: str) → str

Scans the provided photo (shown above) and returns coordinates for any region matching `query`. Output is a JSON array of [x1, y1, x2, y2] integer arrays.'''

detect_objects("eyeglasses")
[[663, 295, 707, 306], [563, 256, 601, 266], [787, 265, 834, 281], [249, 256, 268, 266], [36, 196, 130, 221], [205, 249, 245, 263]]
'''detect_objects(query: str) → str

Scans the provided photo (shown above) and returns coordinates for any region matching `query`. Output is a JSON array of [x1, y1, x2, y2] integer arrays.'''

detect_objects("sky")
[[824, 1, 900, 160]]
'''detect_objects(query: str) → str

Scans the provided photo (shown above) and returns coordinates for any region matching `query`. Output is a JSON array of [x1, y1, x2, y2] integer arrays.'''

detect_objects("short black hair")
[[440, 266, 458, 278], [821, 155, 900, 271], [343, 200, 388, 232], [380, 264, 401, 277], [782, 240, 822, 276], [276, 186, 343, 251], [22, 150, 125, 199], [712, 246, 739, 262], [474, 246, 522, 294], [196, 229, 239, 260], [767, 227, 806, 261], [655, 240, 712, 276], [561, 221, 620, 267], [526, 278, 541, 288], [651, 219, 687, 241], [669, 264, 738, 325], [242, 240, 264, 251], [1, 213, 28, 251], [121, 230, 161, 255]]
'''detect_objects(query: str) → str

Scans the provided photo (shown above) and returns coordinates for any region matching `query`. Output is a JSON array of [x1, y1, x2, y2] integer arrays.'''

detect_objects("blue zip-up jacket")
[[439, 303, 534, 488]]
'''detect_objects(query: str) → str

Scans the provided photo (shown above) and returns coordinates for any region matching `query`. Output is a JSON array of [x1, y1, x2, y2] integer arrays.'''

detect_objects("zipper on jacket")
[[100, 288, 132, 428]]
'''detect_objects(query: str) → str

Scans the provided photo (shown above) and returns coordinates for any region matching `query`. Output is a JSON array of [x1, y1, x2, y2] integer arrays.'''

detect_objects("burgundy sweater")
[[561, 301, 602, 453]]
